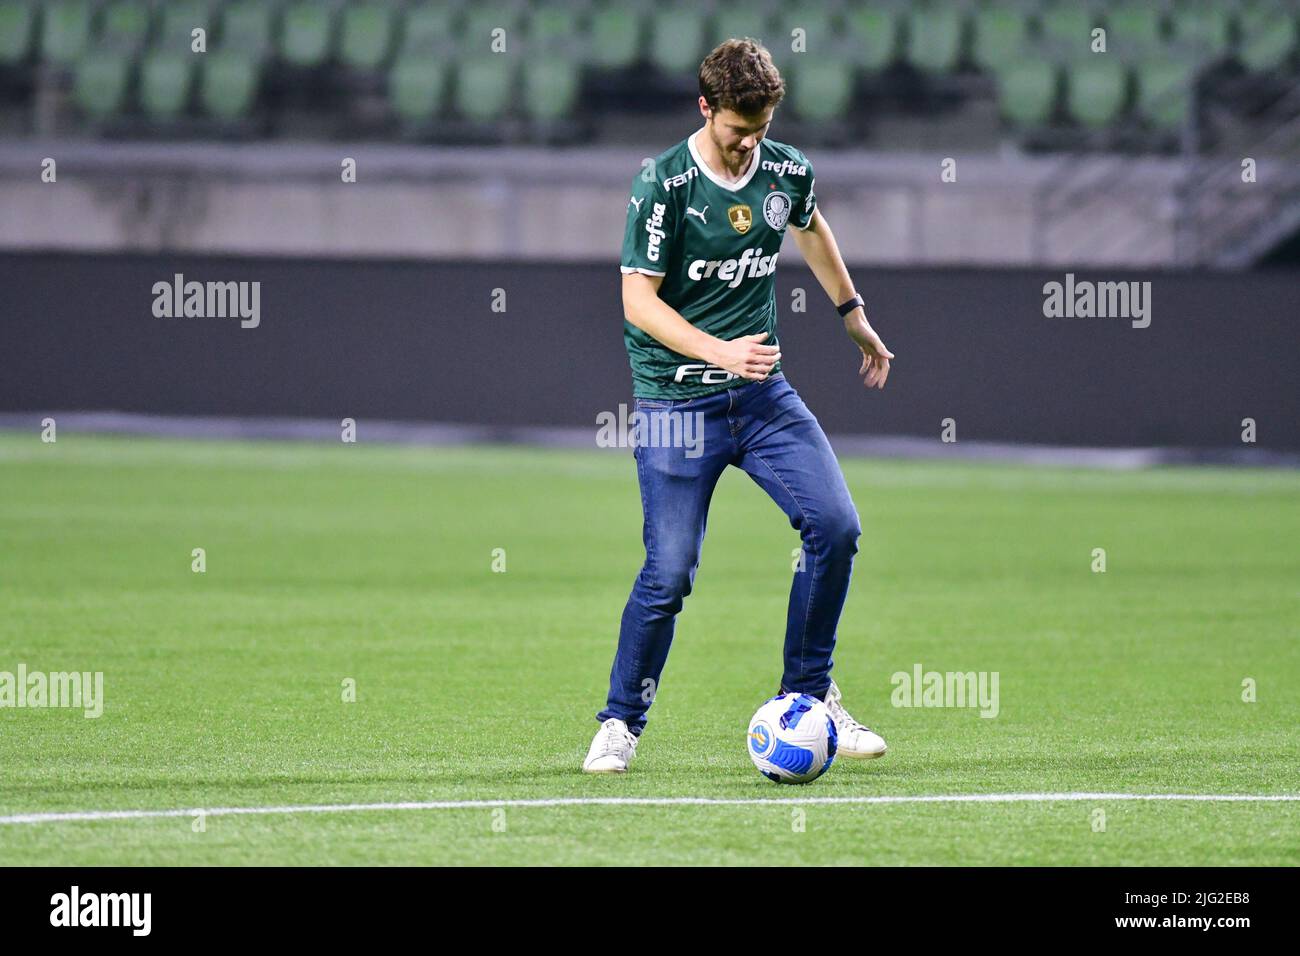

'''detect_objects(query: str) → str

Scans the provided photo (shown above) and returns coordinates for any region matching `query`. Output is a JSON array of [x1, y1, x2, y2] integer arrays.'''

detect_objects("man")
[[584, 38, 894, 773]]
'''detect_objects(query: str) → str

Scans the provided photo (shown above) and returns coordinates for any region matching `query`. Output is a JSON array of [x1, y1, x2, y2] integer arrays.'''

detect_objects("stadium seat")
[[525, 5, 580, 55], [787, 58, 853, 122], [711, 2, 772, 47], [157, 0, 213, 53], [1066, 59, 1127, 128], [339, 2, 395, 71], [587, 3, 640, 69], [1169, 3, 1230, 64], [1107, 3, 1165, 60], [996, 61, 1058, 127], [843, 6, 897, 72], [0, 0, 36, 66], [400, 2, 457, 57], [454, 57, 513, 121], [140, 51, 194, 119], [200, 51, 260, 119], [74, 50, 131, 118], [460, 5, 522, 57], [522, 58, 580, 122], [906, 5, 964, 74], [648, 5, 705, 75], [773, 7, 834, 66], [97, 0, 151, 54], [388, 55, 446, 122], [1237, 2, 1298, 72], [220, 0, 276, 59], [971, 4, 1028, 73], [41, 0, 94, 66], [1040, 3, 1094, 59], [1134, 59, 1192, 131], [280, 1, 335, 68]]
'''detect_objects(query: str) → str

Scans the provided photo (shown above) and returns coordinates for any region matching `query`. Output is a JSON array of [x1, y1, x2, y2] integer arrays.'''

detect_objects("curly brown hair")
[[698, 38, 786, 116]]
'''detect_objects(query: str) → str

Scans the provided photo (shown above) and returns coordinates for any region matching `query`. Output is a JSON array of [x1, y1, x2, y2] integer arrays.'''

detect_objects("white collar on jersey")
[[687, 129, 762, 192]]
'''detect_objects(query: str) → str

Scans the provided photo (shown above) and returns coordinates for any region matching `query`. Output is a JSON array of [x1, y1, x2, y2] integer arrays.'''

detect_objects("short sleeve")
[[791, 154, 817, 231], [620, 172, 674, 275]]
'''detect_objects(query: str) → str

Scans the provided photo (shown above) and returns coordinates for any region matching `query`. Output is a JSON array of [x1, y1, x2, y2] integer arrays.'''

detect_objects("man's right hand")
[[709, 332, 781, 382]]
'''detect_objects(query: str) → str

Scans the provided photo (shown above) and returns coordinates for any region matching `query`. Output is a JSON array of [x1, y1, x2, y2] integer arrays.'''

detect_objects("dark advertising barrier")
[[2, 252, 1297, 450]]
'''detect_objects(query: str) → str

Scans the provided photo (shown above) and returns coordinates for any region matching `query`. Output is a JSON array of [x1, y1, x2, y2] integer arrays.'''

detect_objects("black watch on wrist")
[[836, 293, 864, 318]]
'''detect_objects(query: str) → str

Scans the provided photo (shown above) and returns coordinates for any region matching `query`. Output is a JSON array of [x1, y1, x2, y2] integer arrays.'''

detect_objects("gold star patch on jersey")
[[727, 204, 753, 234]]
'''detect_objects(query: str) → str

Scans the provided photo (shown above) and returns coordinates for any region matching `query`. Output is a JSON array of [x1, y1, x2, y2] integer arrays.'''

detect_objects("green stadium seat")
[[1237, 2, 1298, 72], [648, 5, 705, 75], [280, 1, 334, 68], [1169, 3, 1230, 64], [74, 50, 131, 118], [787, 58, 853, 122], [1107, 3, 1164, 59], [774, 7, 834, 59], [157, 1, 213, 52], [460, 5, 522, 58], [339, 2, 395, 70], [200, 50, 260, 119], [843, 7, 896, 72], [388, 54, 446, 122], [1066, 59, 1127, 128], [139, 51, 194, 119], [1134, 59, 1192, 131], [401, 2, 457, 56], [526, 5, 579, 55], [588, 3, 640, 69], [971, 4, 1028, 73], [996, 61, 1058, 126], [0, 0, 36, 65], [1040, 3, 1094, 60], [97, 0, 151, 53], [522, 58, 580, 121], [220, 1, 275, 58], [41, 0, 93, 66], [907, 5, 964, 74], [454, 56, 513, 121], [711, 2, 772, 47]]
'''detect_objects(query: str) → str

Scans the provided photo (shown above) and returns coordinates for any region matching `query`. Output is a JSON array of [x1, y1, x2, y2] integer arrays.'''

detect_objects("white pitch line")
[[1, 793, 1298, 826]]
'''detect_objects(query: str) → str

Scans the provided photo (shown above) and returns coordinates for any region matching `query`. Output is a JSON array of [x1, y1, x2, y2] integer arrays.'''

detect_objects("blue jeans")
[[597, 373, 862, 735]]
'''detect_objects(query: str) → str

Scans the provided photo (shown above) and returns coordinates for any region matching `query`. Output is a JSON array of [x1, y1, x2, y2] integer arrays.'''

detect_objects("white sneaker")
[[583, 718, 638, 773], [823, 680, 887, 758]]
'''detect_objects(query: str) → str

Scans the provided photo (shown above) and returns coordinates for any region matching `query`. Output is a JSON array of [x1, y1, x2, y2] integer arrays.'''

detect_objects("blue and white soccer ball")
[[747, 693, 838, 784]]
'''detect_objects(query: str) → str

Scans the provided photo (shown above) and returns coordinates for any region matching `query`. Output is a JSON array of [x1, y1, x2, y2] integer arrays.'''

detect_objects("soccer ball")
[[747, 693, 838, 784]]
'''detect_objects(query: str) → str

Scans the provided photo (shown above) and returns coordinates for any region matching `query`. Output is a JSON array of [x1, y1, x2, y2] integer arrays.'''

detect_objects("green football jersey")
[[620, 131, 817, 399]]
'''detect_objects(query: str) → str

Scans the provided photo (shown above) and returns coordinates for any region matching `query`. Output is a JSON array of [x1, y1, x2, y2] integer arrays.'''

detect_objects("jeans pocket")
[[635, 398, 675, 410]]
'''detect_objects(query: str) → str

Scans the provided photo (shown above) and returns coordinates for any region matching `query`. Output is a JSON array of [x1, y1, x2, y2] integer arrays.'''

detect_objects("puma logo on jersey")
[[686, 248, 781, 288], [686, 205, 708, 224], [628, 195, 644, 212]]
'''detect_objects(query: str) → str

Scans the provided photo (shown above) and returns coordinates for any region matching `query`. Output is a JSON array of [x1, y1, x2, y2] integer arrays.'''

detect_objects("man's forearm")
[[625, 291, 722, 365], [794, 211, 861, 316]]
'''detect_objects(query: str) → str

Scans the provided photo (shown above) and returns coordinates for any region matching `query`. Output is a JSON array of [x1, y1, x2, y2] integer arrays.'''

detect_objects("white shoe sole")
[[838, 746, 887, 760], [583, 758, 630, 774]]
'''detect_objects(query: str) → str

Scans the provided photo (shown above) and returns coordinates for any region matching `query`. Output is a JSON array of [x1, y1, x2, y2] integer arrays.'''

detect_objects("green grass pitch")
[[0, 432, 1296, 865]]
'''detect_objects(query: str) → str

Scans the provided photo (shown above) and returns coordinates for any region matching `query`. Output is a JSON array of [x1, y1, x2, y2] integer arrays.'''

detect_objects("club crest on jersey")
[[728, 204, 753, 234], [763, 191, 792, 230]]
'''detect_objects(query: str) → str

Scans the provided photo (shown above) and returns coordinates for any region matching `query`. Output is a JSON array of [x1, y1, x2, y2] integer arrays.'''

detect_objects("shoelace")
[[596, 722, 632, 756], [826, 698, 873, 734]]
